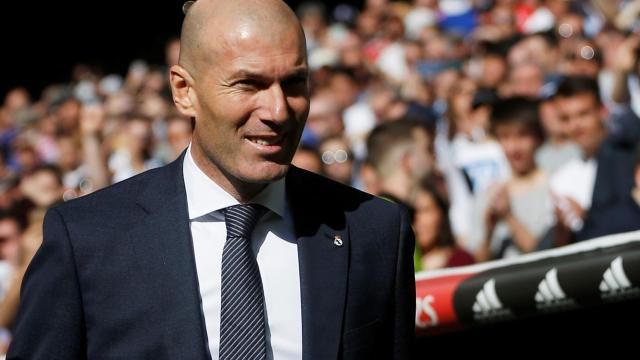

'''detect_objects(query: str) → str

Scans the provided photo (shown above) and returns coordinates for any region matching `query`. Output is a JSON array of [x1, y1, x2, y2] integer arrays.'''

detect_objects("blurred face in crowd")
[[307, 95, 343, 141], [423, 35, 450, 61], [508, 63, 544, 97], [57, 99, 81, 134], [143, 71, 166, 95], [167, 117, 192, 157], [126, 118, 153, 156], [57, 137, 80, 172], [481, 54, 507, 89], [491, 5, 516, 38], [170, 0, 310, 200], [366, 0, 389, 15], [20, 168, 63, 208], [410, 127, 434, 183], [291, 147, 323, 175], [555, 93, 606, 158], [560, 39, 601, 78], [329, 72, 359, 110], [539, 100, 569, 141], [0, 217, 20, 263], [357, 11, 380, 39], [449, 77, 477, 135], [338, 30, 364, 68], [4, 88, 30, 113], [14, 145, 39, 174], [433, 69, 459, 101], [413, 189, 442, 251], [494, 123, 540, 176], [319, 137, 353, 185]]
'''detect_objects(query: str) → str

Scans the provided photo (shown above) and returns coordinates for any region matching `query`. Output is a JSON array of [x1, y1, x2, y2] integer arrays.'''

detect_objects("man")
[[550, 76, 640, 241], [7, 0, 415, 359], [362, 120, 434, 205]]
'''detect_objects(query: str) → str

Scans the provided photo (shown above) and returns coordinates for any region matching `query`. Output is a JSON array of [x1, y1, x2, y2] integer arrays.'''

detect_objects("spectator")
[[446, 76, 511, 196], [550, 76, 640, 241], [318, 136, 355, 186], [363, 120, 434, 205], [535, 91, 582, 174], [108, 114, 163, 183], [165, 115, 193, 161], [292, 144, 324, 175], [413, 173, 475, 271], [302, 93, 344, 147], [477, 97, 556, 261]]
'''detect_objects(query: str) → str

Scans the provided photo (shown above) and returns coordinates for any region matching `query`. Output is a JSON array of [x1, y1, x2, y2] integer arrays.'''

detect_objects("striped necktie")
[[219, 204, 267, 360]]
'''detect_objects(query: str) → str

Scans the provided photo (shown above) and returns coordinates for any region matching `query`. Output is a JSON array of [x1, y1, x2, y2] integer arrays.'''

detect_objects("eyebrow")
[[227, 67, 309, 83]]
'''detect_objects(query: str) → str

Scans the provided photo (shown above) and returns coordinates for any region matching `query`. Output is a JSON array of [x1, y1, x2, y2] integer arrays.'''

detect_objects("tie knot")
[[224, 204, 265, 239]]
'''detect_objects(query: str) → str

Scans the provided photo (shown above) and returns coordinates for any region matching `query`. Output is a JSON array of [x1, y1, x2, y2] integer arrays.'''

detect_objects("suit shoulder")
[[287, 166, 406, 218], [53, 165, 166, 218]]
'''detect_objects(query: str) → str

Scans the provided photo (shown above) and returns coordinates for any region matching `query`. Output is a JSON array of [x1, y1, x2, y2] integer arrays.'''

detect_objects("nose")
[[257, 83, 289, 124]]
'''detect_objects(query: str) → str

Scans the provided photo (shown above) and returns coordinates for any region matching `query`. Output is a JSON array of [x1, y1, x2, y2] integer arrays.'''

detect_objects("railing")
[[415, 230, 640, 336]]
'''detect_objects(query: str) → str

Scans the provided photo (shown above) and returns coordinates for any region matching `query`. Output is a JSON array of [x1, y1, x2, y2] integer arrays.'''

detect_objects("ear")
[[169, 65, 197, 118], [401, 151, 413, 174]]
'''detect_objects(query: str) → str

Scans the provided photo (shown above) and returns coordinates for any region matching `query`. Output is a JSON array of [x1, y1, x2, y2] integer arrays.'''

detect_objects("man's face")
[[190, 26, 310, 185], [494, 123, 539, 176], [410, 127, 434, 181], [555, 93, 605, 157]]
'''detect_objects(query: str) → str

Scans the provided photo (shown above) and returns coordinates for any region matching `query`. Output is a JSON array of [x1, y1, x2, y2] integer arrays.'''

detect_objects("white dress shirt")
[[182, 144, 302, 360], [550, 157, 598, 210]]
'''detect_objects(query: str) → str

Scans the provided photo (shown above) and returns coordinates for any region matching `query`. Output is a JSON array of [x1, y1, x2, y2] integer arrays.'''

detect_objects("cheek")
[[290, 97, 310, 120], [519, 139, 536, 156]]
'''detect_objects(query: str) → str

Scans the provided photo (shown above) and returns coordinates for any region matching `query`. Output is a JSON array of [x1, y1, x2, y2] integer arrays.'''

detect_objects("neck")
[[513, 166, 538, 180], [548, 134, 568, 146], [190, 142, 267, 203]]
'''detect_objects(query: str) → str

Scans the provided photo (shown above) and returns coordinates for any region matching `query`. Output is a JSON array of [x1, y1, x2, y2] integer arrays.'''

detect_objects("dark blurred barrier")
[[414, 230, 640, 352]]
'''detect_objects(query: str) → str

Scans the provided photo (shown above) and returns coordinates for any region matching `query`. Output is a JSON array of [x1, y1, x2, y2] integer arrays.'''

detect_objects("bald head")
[[179, 0, 305, 75]]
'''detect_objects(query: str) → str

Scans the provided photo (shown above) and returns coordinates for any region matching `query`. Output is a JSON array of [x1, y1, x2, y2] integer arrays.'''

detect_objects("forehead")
[[213, 23, 307, 75], [555, 93, 599, 110], [494, 122, 530, 135]]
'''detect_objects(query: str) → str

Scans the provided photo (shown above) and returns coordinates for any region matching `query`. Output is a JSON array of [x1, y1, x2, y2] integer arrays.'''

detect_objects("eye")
[[233, 79, 267, 91], [283, 76, 308, 93]]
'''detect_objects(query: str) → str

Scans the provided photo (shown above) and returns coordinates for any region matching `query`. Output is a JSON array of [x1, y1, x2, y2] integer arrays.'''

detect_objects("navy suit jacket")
[[578, 138, 640, 241], [8, 151, 416, 359]]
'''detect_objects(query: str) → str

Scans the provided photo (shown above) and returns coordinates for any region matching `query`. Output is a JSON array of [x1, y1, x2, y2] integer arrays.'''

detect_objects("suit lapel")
[[133, 150, 209, 359], [287, 167, 349, 360]]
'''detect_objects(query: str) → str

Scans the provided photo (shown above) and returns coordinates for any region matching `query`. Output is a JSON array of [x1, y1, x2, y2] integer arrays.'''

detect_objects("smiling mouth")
[[245, 133, 286, 147]]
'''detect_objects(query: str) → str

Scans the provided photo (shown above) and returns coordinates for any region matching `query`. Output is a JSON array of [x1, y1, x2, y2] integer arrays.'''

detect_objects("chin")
[[238, 162, 290, 184]]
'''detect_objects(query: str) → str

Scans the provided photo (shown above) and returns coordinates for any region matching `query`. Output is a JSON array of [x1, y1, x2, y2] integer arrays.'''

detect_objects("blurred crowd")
[[1, 0, 640, 347]]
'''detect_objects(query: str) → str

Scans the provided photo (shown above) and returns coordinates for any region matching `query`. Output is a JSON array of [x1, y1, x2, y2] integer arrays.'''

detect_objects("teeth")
[[248, 136, 281, 146]]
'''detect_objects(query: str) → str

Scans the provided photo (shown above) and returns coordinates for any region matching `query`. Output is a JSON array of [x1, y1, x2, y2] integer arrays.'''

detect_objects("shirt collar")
[[183, 143, 287, 220]]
